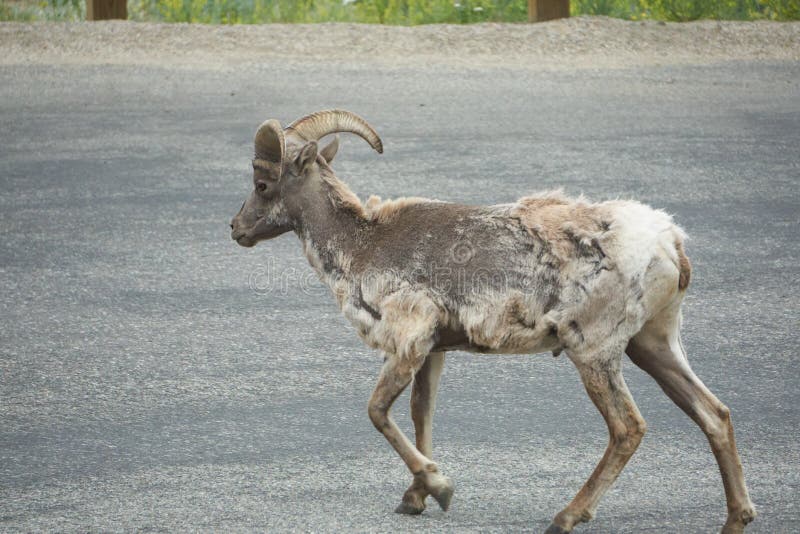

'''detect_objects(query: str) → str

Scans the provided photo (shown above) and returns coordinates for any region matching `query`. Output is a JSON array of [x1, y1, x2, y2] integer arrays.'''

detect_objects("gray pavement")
[[1, 59, 799, 532]]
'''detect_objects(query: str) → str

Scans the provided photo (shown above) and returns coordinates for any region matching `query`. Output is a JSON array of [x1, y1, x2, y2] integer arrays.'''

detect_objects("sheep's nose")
[[229, 223, 234, 230]]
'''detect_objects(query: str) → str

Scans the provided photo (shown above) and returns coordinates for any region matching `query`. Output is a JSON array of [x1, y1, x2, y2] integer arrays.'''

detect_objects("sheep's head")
[[230, 110, 383, 247]]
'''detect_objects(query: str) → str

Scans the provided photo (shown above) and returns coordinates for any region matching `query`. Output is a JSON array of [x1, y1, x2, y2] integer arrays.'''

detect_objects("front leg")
[[396, 352, 446, 515], [368, 352, 454, 513]]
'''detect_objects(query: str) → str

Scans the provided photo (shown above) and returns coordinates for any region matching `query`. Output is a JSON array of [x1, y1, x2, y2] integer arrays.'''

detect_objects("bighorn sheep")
[[229, 110, 756, 533]]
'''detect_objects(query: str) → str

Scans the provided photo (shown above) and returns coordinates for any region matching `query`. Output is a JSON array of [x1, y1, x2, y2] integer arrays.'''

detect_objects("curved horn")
[[254, 119, 285, 163], [285, 109, 383, 154]]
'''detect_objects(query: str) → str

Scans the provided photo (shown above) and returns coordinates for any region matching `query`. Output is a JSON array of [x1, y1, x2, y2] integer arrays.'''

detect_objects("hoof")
[[395, 501, 425, 515], [721, 520, 748, 534], [429, 477, 454, 511], [544, 523, 571, 534], [720, 523, 745, 534], [721, 505, 756, 533]]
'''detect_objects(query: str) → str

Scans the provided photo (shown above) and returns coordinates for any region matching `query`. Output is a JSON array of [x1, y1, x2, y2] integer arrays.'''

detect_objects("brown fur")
[[320, 165, 367, 218], [676, 240, 692, 290]]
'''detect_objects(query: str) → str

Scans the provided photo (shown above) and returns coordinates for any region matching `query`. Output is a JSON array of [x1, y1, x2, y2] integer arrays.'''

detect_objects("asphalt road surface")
[[1, 58, 798, 532]]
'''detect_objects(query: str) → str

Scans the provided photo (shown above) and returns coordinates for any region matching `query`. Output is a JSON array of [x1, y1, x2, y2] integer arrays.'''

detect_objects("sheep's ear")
[[293, 141, 318, 174], [320, 135, 339, 164], [254, 119, 284, 163]]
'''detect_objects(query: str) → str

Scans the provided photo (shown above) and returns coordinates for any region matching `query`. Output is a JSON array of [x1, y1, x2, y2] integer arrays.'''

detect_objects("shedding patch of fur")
[[514, 190, 613, 261], [364, 195, 440, 223], [370, 291, 440, 362], [457, 291, 562, 354]]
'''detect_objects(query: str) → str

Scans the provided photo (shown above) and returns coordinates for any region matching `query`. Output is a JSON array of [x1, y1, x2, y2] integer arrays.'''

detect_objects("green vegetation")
[[2, 0, 85, 21], [1, 0, 798, 23]]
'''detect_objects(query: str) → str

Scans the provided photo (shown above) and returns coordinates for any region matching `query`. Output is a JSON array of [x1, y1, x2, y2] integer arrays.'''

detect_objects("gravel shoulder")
[[2, 16, 799, 69]]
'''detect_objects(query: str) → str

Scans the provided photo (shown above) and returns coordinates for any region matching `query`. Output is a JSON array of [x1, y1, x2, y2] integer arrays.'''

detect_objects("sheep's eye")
[[256, 182, 267, 192]]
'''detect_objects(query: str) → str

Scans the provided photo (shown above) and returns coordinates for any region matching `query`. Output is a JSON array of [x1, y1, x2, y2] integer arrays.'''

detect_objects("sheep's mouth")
[[232, 218, 289, 247], [231, 230, 254, 247], [235, 235, 256, 247]]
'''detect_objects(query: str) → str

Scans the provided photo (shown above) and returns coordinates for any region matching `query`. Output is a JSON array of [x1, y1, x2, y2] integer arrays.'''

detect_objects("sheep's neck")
[[294, 181, 367, 284]]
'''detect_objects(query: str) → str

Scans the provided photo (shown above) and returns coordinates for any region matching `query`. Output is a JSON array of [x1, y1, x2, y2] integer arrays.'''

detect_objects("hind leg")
[[626, 303, 756, 532], [547, 345, 647, 533], [396, 351, 446, 515]]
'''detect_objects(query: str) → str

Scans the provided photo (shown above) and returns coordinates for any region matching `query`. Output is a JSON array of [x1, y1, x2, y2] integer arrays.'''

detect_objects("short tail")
[[676, 240, 691, 291]]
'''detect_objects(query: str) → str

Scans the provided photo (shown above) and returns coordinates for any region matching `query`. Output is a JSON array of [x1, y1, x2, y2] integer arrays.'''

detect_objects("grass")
[[1, 0, 798, 23]]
